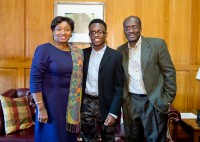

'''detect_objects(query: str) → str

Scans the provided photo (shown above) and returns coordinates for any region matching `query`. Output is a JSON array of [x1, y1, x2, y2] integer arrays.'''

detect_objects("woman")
[[30, 16, 83, 142]]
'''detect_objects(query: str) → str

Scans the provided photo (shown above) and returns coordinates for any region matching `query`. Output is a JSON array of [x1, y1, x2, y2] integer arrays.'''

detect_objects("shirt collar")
[[128, 36, 142, 49], [92, 44, 107, 54]]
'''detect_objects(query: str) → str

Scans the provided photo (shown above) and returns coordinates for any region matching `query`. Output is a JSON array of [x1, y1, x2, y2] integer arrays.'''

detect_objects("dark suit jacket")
[[117, 36, 176, 125], [82, 46, 124, 121]]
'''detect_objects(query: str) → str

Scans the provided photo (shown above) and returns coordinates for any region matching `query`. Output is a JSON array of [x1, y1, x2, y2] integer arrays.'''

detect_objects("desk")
[[173, 118, 200, 142], [181, 119, 200, 142]]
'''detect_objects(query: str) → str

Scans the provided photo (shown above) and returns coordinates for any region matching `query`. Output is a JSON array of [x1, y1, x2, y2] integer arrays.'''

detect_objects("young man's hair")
[[88, 19, 107, 31]]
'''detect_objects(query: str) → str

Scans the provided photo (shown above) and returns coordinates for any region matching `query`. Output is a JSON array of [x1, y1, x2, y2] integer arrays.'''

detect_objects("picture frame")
[[54, 2, 105, 43]]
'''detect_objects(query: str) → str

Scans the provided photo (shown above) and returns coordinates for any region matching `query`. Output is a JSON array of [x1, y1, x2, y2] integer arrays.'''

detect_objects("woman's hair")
[[50, 16, 74, 31]]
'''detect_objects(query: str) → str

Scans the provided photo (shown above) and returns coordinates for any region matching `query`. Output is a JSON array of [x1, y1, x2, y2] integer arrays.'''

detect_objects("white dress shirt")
[[128, 36, 147, 94], [85, 45, 106, 96]]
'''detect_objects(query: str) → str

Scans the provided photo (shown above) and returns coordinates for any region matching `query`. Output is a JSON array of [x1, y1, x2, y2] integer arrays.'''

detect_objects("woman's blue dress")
[[30, 43, 77, 142]]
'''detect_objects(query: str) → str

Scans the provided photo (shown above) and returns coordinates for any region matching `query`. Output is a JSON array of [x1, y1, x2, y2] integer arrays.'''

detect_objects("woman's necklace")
[[52, 41, 70, 51]]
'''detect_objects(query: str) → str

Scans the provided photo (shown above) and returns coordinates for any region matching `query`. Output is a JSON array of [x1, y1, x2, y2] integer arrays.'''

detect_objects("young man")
[[117, 16, 176, 142], [80, 19, 124, 142]]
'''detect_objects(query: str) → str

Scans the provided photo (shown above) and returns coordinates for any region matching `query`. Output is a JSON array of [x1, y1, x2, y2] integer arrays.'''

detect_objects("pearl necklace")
[[52, 41, 70, 51]]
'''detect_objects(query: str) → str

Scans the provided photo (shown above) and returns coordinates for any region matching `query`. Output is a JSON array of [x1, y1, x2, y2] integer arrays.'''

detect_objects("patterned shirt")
[[128, 36, 147, 94]]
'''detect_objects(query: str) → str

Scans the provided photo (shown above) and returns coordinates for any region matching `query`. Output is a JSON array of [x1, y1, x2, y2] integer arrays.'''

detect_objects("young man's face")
[[89, 23, 107, 50]]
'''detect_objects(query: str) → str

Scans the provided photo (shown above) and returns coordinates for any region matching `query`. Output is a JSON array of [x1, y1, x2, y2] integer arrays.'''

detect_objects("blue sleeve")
[[30, 44, 50, 93]]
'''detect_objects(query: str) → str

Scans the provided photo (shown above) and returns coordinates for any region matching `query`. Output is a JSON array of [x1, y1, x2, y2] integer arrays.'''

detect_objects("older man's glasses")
[[89, 30, 105, 36], [124, 25, 140, 31]]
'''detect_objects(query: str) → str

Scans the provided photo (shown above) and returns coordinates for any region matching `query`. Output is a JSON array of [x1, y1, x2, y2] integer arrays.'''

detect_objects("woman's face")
[[53, 21, 72, 43]]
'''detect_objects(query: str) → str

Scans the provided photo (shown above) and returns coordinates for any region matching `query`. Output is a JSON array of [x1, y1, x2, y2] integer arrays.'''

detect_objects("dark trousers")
[[125, 94, 168, 142], [80, 96, 115, 142]]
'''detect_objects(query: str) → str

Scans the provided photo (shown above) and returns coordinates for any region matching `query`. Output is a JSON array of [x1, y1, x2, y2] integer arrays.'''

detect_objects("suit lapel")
[[121, 43, 129, 79], [141, 37, 151, 76], [84, 47, 92, 78], [99, 46, 110, 71]]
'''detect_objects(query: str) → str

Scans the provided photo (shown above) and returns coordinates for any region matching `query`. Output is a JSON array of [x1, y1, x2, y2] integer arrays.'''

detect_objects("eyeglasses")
[[89, 30, 105, 36], [124, 25, 140, 31]]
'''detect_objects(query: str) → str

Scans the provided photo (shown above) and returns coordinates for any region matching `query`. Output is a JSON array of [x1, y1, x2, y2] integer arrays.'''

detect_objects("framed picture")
[[54, 2, 105, 43]]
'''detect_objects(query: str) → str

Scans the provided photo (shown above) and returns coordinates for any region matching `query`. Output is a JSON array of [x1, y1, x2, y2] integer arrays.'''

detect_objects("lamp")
[[196, 67, 200, 80]]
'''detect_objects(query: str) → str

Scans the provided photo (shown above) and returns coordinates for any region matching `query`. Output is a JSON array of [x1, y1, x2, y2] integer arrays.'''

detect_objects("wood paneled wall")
[[0, 0, 200, 112]]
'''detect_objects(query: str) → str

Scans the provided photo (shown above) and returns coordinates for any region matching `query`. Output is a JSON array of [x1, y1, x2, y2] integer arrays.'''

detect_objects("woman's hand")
[[37, 104, 48, 123], [32, 92, 48, 123]]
